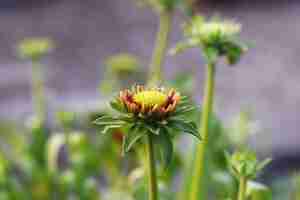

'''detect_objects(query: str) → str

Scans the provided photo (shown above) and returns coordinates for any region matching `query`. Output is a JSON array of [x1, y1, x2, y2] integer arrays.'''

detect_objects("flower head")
[[119, 86, 180, 119], [17, 38, 54, 60], [172, 16, 248, 65], [94, 85, 199, 167]]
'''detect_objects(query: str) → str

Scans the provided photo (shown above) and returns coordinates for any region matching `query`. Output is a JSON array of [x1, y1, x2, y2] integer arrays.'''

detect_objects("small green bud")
[[17, 38, 54, 60], [105, 53, 140, 76], [172, 16, 248, 64], [226, 150, 271, 179]]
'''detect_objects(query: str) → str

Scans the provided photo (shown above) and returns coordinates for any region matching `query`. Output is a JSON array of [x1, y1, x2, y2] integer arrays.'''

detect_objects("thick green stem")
[[145, 134, 158, 200], [31, 61, 46, 121], [147, 11, 172, 86], [189, 62, 216, 200], [238, 177, 247, 200]]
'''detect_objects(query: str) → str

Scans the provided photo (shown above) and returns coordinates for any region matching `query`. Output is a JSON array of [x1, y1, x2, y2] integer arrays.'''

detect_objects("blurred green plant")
[[172, 15, 248, 200], [94, 85, 199, 200], [226, 150, 271, 200], [17, 37, 54, 121]]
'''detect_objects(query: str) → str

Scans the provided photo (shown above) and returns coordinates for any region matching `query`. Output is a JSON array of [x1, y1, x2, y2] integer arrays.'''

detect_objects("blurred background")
[[0, 0, 300, 190], [1, 0, 299, 155]]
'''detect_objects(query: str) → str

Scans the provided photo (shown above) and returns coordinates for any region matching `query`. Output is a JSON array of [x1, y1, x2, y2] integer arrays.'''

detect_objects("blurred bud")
[[247, 181, 272, 200], [105, 53, 140, 77], [17, 38, 54, 60], [172, 16, 248, 65], [226, 150, 271, 179]]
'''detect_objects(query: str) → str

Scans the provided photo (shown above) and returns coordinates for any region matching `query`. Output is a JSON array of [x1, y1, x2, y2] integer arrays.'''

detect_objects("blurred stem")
[[31, 60, 46, 121], [147, 11, 172, 86], [238, 177, 247, 200], [189, 62, 216, 200], [145, 134, 158, 200]]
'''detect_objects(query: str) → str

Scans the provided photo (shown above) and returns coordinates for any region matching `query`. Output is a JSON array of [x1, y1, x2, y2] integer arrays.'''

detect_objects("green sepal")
[[122, 125, 146, 154], [93, 116, 125, 134]]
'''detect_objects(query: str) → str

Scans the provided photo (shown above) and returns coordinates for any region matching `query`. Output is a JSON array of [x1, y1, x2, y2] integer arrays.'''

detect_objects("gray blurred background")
[[0, 0, 299, 157]]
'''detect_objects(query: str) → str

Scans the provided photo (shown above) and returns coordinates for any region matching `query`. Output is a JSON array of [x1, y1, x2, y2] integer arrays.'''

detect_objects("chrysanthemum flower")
[[94, 85, 199, 166], [119, 86, 180, 119], [171, 16, 247, 65]]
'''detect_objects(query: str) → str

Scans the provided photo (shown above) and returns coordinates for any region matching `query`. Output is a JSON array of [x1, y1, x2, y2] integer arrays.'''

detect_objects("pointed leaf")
[[101, 125, 123, 134], [168, 119, 200, 140], [256, 158, 272, 172], [123, 125, 146, 153]]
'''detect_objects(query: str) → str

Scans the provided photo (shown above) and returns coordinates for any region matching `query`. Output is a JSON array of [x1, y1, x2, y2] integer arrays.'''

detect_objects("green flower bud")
[[17, 38, 54, 60], [226, 150, 271, 179], [172, 16, 248, 64], [105, 53, 140, 76]]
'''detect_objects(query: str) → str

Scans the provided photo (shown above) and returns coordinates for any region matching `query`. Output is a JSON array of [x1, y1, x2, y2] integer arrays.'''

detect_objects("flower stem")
[[189, 62, 216, 200], [145, 134, 158, 200], [238, 176, 248, 200], [31, 61, 46, 121], [147, 11, 172, 86]]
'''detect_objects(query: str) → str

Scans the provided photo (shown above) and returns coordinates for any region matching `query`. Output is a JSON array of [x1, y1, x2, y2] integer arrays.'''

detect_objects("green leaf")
[[154, 129, 173, 168], [123, 125, 146, 153], [256, 158, 272, 172], [172, 105, 195, 116], [168, 119, 200, 140], [101, 125, 123, 134], [93, 115, 126, 128]]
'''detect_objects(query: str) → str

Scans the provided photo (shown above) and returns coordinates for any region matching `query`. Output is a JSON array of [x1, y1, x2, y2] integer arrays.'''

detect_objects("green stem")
[[238, 177, 247, 200], [145, 134, 158, 200], [147, 11, 172, 86], [31, 61, 46, 121], [189, 62, 216, 200]]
